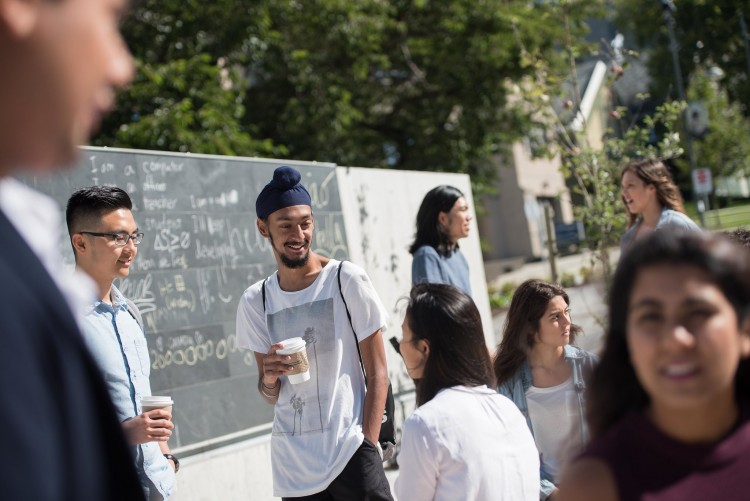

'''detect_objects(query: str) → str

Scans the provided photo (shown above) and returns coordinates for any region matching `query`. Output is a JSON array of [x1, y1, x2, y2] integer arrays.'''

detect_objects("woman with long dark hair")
[[620, 158, 699, 252], [494, 279, 597, 500], [559, 231, 750, 500], [409, 185, 473, 294], [395, 283, 539, 501]]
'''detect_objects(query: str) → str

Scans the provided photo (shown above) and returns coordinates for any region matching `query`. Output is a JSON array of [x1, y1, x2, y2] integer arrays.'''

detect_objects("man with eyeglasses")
[[66, 185, 177, 500]]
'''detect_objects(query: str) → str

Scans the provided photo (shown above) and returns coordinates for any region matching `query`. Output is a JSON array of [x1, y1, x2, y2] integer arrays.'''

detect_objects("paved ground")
[[486, 247, 620, 291]]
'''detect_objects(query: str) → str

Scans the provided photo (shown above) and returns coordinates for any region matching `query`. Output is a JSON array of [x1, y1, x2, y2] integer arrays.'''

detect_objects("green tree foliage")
[[514, 5, 684, 282], [94, 1, 276, 156], [244, 0, 600, 189], [94, 0, 602, 191], [614, 0, 750, 114], [687, 65, 750, 181], [95, 55, 280, 156], [120, 0, 264, 65]]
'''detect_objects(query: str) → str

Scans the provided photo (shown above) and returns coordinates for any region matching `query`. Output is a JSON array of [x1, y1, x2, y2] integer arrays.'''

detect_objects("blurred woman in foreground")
[[559, 231, 750, 500]]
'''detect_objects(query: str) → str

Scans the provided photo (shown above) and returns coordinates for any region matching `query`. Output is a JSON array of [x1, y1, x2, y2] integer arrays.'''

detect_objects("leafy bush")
[[488, 281, 518, 311]]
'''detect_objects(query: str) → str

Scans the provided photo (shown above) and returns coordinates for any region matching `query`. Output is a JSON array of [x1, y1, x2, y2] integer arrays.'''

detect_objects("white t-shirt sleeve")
[[395, 413, 439, 501], [339, 262, 388, 342], [235, 281, 271, 354]]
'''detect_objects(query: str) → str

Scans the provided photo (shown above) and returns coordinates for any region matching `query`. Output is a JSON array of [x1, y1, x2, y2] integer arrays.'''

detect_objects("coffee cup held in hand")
[[141, 395, 174, 414], [276, 337, 310, 384]]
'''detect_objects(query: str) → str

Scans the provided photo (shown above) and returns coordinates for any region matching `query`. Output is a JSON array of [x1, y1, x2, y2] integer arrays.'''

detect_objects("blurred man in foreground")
[[0, 0, 144, 498]]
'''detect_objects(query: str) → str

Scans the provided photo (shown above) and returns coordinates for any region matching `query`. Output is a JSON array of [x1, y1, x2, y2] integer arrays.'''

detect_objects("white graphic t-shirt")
[[236, 260, 388, 497]]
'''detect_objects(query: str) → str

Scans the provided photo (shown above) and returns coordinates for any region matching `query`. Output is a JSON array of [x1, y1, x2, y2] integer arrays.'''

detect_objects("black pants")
[[282, 438, 394, 501]]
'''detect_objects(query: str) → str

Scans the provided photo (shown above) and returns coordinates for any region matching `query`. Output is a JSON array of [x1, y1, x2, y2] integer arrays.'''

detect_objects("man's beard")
[[281, 250, 310, 269], [270, 233, 310, 269]]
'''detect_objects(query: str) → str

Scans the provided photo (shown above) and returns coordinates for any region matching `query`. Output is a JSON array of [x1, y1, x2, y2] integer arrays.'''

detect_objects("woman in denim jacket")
[[494, 280, 598, 500]]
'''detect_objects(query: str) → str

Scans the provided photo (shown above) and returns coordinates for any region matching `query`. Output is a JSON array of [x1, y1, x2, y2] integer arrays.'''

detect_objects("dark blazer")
[[0, 210, 145, 500]]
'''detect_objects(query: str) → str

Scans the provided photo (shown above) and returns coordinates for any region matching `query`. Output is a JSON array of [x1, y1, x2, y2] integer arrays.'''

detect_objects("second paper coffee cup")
[[276, 337, 310, 384]]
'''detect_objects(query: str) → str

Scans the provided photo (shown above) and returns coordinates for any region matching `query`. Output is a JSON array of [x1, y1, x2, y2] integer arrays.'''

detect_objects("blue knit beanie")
[[255, 166, 312, 219]]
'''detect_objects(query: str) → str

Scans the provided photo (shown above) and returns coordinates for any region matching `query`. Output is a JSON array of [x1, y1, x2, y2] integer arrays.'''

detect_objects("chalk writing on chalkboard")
[[24, 147, 349, 452]]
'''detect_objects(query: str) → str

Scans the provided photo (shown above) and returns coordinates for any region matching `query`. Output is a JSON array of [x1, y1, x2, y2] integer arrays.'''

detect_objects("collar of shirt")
[[85, 284, 129, 316]]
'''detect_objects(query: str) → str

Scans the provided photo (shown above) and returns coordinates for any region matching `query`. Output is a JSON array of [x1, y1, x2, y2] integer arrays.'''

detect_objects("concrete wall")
[[480, 145, 575, 262], [513, 143, 568, 200], [172, 166, 492, 501], [480, 159, 533, 259], [336, 166, 494, 348], [582, 80, 611, 151]]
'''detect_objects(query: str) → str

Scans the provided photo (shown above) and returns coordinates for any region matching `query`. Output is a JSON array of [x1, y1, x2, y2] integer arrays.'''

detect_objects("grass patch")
[[684, 200, 750, 230]]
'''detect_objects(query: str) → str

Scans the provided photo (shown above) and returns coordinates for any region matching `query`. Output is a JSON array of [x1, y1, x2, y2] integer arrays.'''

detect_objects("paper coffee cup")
[[141, 395, 174, 413], [276, 337, 310, 384]]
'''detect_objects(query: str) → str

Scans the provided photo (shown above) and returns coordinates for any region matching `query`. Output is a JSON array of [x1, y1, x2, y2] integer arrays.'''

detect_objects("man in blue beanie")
[[236, 166, 393, 500]]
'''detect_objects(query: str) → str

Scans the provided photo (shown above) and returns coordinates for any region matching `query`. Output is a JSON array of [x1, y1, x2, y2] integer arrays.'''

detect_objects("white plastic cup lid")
[[277, 337, 306, 354], [142, 396, 173, 403]]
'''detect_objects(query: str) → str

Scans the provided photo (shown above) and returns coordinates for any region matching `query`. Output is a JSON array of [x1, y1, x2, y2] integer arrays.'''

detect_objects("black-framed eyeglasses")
[[80, 231, 144, 247]]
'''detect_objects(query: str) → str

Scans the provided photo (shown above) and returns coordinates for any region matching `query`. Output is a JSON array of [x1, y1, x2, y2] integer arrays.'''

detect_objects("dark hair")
[[621, 158, 686, 227], [409, 185, 464, 257], [725, 228, 750, 250], [405, 283, 494, 406], [66, 185, 133, 240], [588, 231, 750, 439], [493, 279, 582, 385]]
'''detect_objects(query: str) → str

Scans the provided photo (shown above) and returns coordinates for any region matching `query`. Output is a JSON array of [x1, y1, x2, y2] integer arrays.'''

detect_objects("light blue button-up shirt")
[[79, 285, 175, 500]]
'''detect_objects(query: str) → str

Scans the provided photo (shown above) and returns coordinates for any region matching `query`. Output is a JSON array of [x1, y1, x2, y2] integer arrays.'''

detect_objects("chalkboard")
[[24, 147, 349, 452]]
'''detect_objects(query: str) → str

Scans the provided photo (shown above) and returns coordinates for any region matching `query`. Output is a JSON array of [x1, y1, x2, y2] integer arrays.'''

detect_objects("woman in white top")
[[620, 158, 700, 252], [396, 283, 539, 501]]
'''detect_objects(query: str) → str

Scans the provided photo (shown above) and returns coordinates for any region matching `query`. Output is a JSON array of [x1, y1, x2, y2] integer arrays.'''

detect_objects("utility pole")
[[740, 10, 750, 86], [543, 202, 558, 284], [660, 0, 707, 227]]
